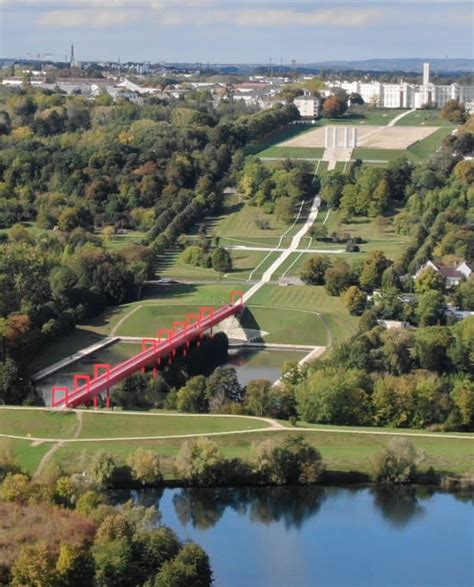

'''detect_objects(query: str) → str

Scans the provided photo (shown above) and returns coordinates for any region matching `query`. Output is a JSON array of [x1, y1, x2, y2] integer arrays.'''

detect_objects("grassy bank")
[[3, 409, 472, 479]]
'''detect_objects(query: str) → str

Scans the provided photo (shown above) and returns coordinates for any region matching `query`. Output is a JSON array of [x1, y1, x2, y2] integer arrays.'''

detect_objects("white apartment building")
[[294, 96, 321, 118], [328, 63, 474, 109]]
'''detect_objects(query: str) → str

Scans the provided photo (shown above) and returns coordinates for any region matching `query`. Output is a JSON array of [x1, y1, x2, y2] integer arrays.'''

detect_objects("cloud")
[[157, 7, 385, 27], [38, 8, 143, 27]]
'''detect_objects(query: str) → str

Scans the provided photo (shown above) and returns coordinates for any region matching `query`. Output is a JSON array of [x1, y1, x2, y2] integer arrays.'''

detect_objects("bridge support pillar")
[[93, 395, 98, 410], [106, 389, 110, 409]]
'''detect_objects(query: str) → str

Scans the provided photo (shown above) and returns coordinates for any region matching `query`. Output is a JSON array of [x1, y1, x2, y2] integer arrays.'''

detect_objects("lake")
[[121, 485, 474, 587]]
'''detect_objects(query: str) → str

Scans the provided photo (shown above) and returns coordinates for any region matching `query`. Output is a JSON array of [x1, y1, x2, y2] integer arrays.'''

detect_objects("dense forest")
[[0, 85, 298, 401]]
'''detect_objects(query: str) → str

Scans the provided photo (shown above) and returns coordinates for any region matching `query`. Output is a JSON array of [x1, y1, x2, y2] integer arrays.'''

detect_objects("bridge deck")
[[52, 294, 244, 409]]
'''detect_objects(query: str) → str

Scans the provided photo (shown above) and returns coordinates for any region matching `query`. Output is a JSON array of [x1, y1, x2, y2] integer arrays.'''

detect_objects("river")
[[117, 485, 473, 587]]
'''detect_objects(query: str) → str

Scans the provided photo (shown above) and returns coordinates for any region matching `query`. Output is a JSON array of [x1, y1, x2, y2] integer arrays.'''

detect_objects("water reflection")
[[371, 485, 425, 528], [173, 486, 326, 531]]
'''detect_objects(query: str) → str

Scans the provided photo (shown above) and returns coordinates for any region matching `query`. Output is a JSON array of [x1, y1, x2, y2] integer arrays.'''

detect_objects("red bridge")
[[52, 290, 245, 409]]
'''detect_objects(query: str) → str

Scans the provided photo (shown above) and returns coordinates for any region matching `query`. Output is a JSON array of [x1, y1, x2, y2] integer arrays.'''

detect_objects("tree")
[[243, 379, 273, 416], [342, 286, 367, 315], [324, 260, 355, 295], [374, 438, 422, 484], [0, 472, 31, 502], [448, 317, 474, 373], [322, 95, 348, 118], [296, 367, 371, 425], [56, 543, 95, 587], [300, 255, 332, 285], [127, 449, 162, 485], [360, 251, 391, 291], [414, 326, 453, 372], [174, 437, 225, 486], [176, 376, 208, 413], [415, 267, 444, 293], [251, 434, 324, 485], [154, 542, 212, 587], [211, 247, 232, 273], [441, 100, 466, 124], [88, 451, 116, 485], [416, 290, 447, 327], [206, 366, 242, 409], [11, 543, 58, 587], [451, 378, 474, 427]]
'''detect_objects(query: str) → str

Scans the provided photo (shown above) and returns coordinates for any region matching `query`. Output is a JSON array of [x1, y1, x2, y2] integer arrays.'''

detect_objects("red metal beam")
[[53, 298, 243, 409]]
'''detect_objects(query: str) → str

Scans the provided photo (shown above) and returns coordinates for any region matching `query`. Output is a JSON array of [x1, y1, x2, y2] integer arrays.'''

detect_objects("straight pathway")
[[243, 195, 321, 304]]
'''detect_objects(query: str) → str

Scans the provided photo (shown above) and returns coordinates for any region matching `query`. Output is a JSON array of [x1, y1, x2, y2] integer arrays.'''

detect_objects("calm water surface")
[[37, 344, 304, 404], [122, 486, 474, 587]]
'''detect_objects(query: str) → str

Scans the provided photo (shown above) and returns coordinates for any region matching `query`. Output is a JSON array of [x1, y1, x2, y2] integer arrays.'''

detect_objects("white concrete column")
[[344, 127, 349, 148], [325, 126, 328, 149], [353, 127, 357, 148]]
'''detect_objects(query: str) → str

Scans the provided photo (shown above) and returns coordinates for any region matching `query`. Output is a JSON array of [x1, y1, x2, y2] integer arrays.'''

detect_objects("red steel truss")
[[51, 290, 244, 409]]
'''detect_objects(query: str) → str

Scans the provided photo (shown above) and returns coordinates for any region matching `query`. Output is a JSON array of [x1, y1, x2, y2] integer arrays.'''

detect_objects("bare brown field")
[[280, 125, 439, 150]]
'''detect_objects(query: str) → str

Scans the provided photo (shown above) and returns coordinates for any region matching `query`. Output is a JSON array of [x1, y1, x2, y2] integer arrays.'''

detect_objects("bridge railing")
[[52, 291, 245, 408]]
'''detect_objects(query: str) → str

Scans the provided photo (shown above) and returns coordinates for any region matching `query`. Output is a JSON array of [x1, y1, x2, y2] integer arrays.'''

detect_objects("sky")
[[1, 0, 473, 64]]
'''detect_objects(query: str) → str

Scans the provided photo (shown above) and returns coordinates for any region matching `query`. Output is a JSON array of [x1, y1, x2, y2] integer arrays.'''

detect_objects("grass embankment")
[[2, 410, 472, 478], [258, 146, 324, 159], [395, 109, 455, 127]]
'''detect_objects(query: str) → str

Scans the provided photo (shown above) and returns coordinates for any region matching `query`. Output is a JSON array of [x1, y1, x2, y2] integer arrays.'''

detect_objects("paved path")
[[243, 195, 321, 304]]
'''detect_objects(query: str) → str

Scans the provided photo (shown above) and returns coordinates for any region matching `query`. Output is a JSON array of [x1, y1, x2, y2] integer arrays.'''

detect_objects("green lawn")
[[395, 109, 456, 127], [1, 439, 52, 475], [243, 306, 328, 346], [210, 193, 303, 240], [248, 285, 358, 345], [353, 148, 415, 162], [78, 412, 269, 439], [50, 428, 474, 478], [0, 409, 79, 439], [102, 230, 146, 251], [258, 146, 324, 159], [408, 126, 454, 159]]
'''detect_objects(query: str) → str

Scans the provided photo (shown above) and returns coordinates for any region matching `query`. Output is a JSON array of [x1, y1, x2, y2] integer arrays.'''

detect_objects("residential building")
[[294, 96, 321, 119], [415, 260, 472, 288]]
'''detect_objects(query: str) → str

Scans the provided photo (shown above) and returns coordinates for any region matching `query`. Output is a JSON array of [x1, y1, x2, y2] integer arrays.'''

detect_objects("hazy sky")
[[1, 1, 473, 63]]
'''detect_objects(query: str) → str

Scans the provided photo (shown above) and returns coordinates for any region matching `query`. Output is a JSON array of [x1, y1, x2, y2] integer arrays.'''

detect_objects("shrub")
[[374, 437, 423, 484]]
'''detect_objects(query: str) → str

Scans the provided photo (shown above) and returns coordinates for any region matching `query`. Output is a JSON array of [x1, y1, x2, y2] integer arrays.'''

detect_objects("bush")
[[374, 437, 423, 484], [174, 438, 225, 486], [251, 434, 324, 485]]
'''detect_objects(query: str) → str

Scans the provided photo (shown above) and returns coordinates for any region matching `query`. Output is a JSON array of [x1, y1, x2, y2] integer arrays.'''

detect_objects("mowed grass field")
[[248, 285, 359, 345], [0, 409, 79, 439], [395, 109, 456, 127], [30, 428, 474, 478], [2, 410, 472, 477]]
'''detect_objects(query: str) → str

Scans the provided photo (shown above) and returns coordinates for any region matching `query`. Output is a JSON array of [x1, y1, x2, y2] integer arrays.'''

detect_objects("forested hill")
[[0, 85, 297, 402]]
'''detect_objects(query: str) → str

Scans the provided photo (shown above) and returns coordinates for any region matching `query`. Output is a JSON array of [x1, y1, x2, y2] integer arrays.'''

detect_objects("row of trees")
[[239, 158, 314, 215]]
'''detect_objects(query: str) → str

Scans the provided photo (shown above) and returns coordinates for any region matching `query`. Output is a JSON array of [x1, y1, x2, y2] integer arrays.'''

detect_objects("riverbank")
[[1, 408, 472, 481]]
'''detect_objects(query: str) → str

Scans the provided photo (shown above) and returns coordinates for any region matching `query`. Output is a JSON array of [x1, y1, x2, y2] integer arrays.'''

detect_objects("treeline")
[[239, 158, 315, 217], [292, 316, 473, 430]]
